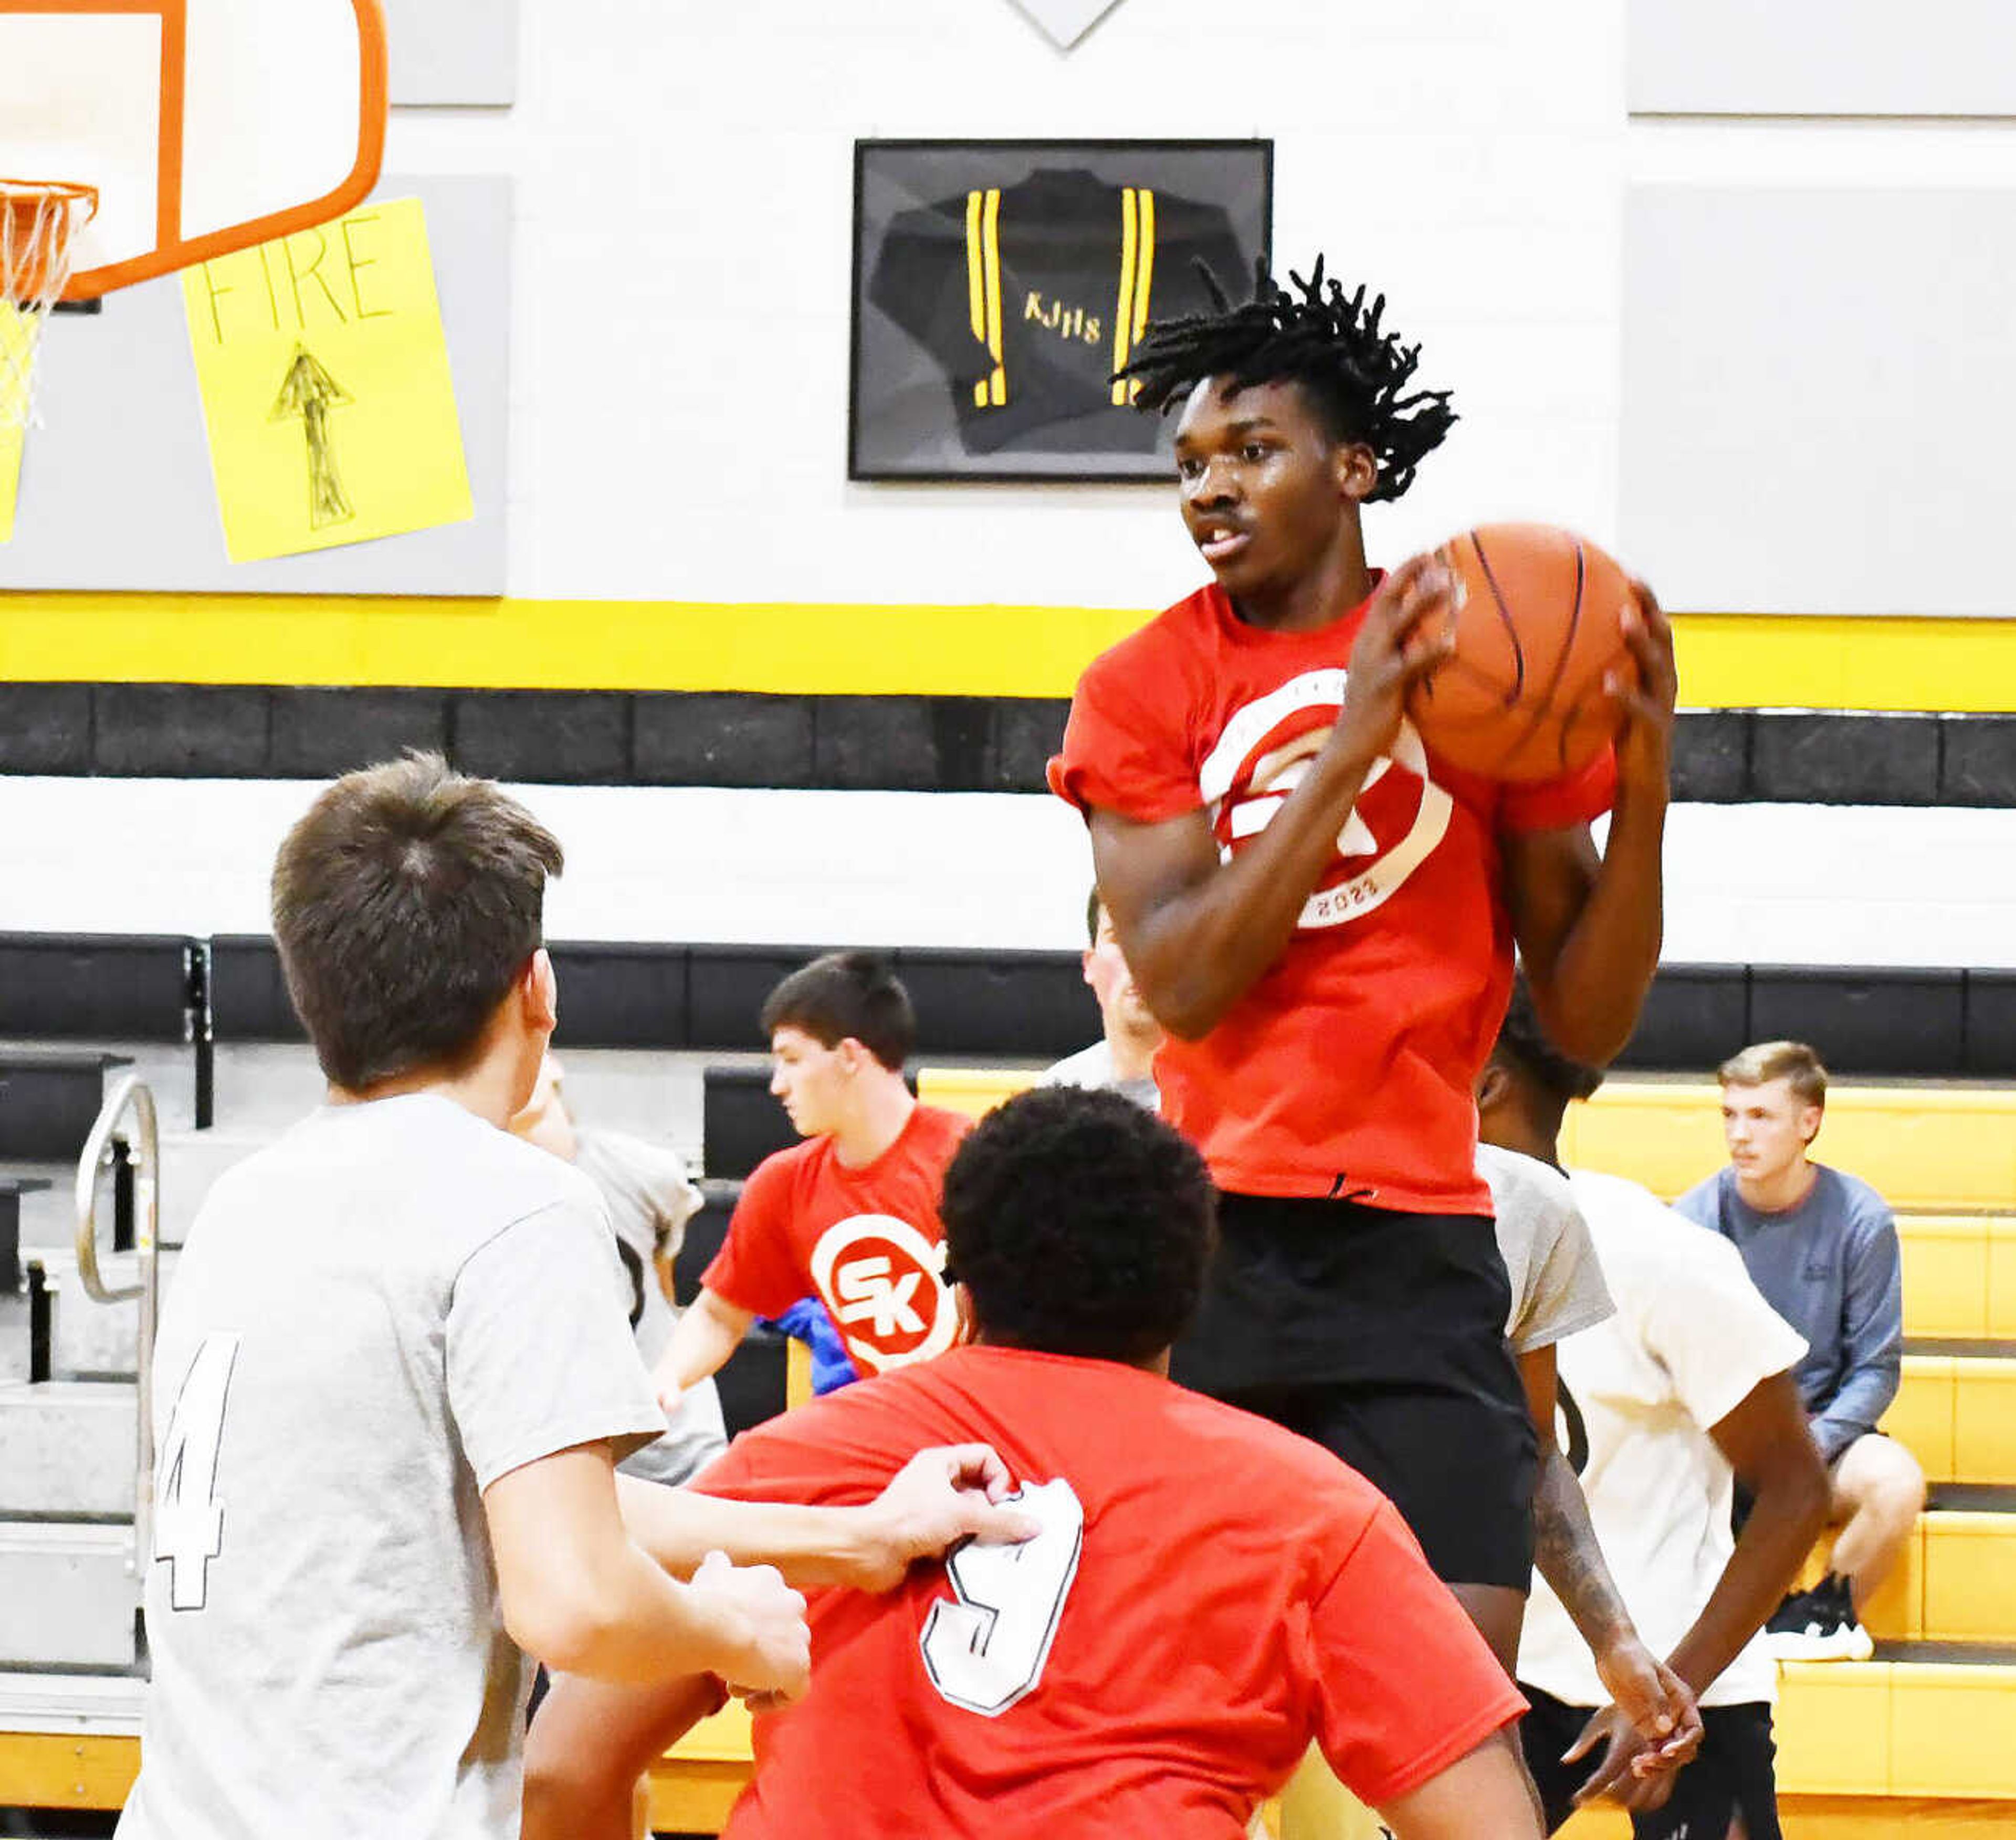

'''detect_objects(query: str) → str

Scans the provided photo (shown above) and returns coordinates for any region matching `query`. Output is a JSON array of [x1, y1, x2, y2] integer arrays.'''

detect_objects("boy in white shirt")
[[1476, 995, 1830, 1836]]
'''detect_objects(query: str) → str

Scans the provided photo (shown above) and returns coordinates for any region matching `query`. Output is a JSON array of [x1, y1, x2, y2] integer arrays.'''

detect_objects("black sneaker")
[[1766, 1573, 1874, 1661]]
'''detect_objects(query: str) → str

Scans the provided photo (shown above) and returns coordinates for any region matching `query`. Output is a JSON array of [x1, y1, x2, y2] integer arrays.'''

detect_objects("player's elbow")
[[1140, 972, 1226, 1042], [503, 1571, 633, 1678]]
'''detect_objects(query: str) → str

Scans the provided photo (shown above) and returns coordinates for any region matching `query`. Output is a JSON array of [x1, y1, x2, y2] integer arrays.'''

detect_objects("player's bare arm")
[[1568, 1369, 1829, 1809], [1091, 553, 1460, 1039], [1502, 582, 1675, 1064], [650, 1287, 755, 1411], [486, 1442, 809, 1695], [1374, 1729, 1545, 1838], [616, 1444, 1035, 1592], [1519, 1344, 1704, 1799], [523, 1669, 716, 1840]]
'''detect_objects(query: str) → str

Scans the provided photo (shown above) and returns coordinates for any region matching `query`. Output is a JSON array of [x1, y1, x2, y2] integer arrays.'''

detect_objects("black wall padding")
[[548, 943, 691, 1048], [4, 681, 2013, 807], [209, 935, 305, 1041], [673, 1191, 785, 1435], [1611, 966, 1749, 1072], [8, 929, 2014, 1080], [1750, 967, 1966, 1080], [0, 1050, 130, 1159], [0, 933, 193, 1040], [700, 1067, 796, 1182], [1965, 974, 2016, 1078]]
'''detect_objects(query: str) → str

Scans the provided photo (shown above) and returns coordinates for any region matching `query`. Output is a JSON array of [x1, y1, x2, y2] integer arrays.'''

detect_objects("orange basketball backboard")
[[0, 0, 387, 300]]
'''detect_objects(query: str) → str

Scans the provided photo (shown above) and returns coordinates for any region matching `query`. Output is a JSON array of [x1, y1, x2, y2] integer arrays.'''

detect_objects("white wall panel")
[[1621, 185, 2016, 617], [380, 0, 1627, 606], [1630, 0, 2016, 119], [4, 777, 2013, 970]]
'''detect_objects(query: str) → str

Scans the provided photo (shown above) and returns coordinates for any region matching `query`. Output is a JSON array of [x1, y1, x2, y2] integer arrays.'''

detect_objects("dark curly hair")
[[1116, 255, 1455, 502], [940, 1085, 1215, 1365], [1490, 981, 1606, 1112]]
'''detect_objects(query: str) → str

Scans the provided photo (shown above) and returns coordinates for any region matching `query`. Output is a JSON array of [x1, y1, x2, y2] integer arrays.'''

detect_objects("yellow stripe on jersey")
[[1130, 189, 1156, 359], [1111, 189, 1140, 406], [981, 188, 1006, 407], [965, 192, 989, 410]]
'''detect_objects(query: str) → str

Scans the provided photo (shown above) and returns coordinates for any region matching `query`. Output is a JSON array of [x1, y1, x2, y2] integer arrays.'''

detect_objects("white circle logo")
[[1197, 670, 1453, 931], [808, 1214, 957, 1373]]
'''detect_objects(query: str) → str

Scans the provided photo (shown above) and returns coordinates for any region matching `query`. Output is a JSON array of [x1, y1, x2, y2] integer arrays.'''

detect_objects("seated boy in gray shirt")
[[1676, 1040, 1922, 1662]]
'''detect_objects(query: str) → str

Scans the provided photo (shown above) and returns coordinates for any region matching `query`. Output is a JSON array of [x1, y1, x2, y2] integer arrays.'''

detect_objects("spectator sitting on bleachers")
[[1675, 1041, 1924, 1664], [1038, 890, 1161, 1111], [510, 1053, 728, 1483]]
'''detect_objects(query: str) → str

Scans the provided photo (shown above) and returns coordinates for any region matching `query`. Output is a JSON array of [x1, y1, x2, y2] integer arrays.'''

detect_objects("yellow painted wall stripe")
[[2, 594, 2015, 708]]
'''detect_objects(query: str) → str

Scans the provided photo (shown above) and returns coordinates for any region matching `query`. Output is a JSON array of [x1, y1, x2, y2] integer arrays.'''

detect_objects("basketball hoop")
[[0, 177, 98, 428]]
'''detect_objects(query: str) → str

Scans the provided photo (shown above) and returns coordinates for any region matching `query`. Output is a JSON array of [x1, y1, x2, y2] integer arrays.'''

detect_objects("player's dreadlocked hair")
[[1117, 256, 1456, 503]]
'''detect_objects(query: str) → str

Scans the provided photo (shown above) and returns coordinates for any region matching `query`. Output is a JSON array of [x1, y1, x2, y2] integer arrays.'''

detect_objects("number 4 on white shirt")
[[920, 1477, 1083, 1717], [153, 1332, 241, 1611]]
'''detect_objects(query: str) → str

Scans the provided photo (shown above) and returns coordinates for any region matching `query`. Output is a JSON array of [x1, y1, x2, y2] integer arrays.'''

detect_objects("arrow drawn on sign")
[[269, 346, 354, 530]]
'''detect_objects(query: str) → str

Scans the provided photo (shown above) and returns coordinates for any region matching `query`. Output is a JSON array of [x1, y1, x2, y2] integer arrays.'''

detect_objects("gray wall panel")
[[2, 174, 510, 595], [1620, 185, 2016, 618], [384, 0, 518, 106], [1630, 0, 2016, 117]]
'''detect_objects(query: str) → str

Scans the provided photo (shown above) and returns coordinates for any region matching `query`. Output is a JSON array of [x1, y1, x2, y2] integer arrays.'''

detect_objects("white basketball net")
[[1, 179, 98, 430]]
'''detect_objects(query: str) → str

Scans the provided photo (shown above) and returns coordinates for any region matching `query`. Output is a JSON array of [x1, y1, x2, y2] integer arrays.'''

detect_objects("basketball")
[[1405, 522, 1636, 782]]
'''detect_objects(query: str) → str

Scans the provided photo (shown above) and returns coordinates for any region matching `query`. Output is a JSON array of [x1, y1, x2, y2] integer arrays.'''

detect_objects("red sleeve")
[[1046, 644, 1204, 825], [1497, 742, 1618, 835], [1300, 1498, 1527, 1807], [700, 1155, 811, 1322]]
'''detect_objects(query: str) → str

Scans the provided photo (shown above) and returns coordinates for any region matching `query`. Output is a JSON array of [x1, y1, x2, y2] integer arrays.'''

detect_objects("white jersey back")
[[118, 1093, 665, 1840], [1517, 1169, 1808, 1709]]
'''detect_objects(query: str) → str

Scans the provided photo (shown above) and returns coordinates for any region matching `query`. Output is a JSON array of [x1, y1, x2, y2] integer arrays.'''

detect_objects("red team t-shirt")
[[695, 1344, 1524, 1838], [702, 1104, 971, 1375], [1049, 581, 1615, 1212]]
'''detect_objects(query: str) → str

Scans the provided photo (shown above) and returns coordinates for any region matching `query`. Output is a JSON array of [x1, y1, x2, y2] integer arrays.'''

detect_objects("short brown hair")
[[1718, 1040, 1828, 1109], [759, 950, 914, 1071], [271, 755, 563, 1091]]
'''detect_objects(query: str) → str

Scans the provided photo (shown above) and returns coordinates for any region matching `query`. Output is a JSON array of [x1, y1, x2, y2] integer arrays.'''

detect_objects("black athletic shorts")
[[1169, 1192, 1537, 1588], [1520, 1684, 1782, 1838]]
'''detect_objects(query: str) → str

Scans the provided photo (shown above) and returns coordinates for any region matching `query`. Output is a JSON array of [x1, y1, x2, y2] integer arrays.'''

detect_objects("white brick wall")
[[5, 776, 2013, 968], [384, 0, 1627, 605]]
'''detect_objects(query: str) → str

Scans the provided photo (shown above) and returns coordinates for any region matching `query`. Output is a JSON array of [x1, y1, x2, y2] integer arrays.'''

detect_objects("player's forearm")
[[1666, 1460, 1830, 1696], [618, 1476, 890, 1590], [1531, 1444, 1635, 1657], [1113, 742, 1379, 1039], [516, 1542, 765, 1687], [658, 1293, 753, 1391], [1534, 785, 1667, 1065]]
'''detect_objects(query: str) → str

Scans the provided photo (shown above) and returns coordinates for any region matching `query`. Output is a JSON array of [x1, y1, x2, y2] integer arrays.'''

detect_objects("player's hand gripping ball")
[[1404, 522, 1635, 782]]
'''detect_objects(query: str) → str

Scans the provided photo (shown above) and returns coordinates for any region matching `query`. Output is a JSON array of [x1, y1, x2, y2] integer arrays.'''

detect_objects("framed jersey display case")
[[849, 138, 1273, 482]]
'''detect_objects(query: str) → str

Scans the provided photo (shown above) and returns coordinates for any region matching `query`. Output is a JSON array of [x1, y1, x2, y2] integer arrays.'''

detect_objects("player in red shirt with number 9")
[[1048, 262, 1676, 1667], [524, 1087, 1542, 1839]]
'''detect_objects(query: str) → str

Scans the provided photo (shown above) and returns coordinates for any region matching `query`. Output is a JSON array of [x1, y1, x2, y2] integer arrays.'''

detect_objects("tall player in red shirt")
[[525, 1086, 1542, 1839], [654, 952, 971, 1409], [1048, 263, 1676, 1667]]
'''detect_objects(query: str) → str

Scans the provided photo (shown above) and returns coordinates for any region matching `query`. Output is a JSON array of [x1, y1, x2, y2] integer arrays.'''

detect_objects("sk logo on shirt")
[[1195, 669, 1453, 931], [808, 1214, 959, 1373]]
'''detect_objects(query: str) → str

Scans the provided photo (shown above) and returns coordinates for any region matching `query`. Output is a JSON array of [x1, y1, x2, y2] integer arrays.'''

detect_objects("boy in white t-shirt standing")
[[119, 757, 1024, 1840], [1476, 997, 1830, 1836]]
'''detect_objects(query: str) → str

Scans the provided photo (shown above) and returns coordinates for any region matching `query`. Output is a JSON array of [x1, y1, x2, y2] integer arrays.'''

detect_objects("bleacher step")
[[0, 1382, 139, 1518], [1901, 1216, 2016, 1339], [1886, 1347, 2016, 1486], [0, 1524, 140, 1669], [0, 1053, 134, 1163], [34, 1248, 182, 1381]]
